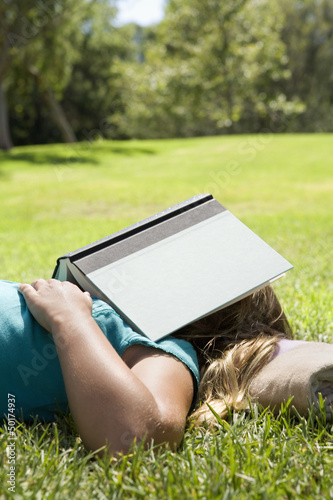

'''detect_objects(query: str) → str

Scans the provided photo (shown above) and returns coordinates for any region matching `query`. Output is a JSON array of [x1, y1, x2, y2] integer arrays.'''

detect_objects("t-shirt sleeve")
[[92, 299, 200, 410]]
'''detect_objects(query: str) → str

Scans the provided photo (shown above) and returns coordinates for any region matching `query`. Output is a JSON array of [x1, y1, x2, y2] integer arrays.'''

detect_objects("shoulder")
[[122, 344, 195, 411], [92, 300, 200, 403]]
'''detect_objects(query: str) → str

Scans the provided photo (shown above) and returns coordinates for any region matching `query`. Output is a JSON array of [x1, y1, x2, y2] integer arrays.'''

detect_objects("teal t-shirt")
[[0, 280, 199, 421]]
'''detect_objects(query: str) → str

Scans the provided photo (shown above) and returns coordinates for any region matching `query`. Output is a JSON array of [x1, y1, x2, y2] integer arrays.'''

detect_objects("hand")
[[18, 279, 93, 333]]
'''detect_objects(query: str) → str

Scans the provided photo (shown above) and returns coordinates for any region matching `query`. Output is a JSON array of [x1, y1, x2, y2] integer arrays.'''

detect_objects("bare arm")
[[18, 280, 194, 455]]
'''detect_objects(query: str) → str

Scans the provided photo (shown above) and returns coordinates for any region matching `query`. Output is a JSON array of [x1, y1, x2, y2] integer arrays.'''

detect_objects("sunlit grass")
[[0, 133, 332, 498]]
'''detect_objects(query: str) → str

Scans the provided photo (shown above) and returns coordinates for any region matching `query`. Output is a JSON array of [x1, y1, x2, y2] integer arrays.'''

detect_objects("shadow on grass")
[[0, 151, 98, 166], [0, 141, 157, 167], [102, 145, 156, 156]]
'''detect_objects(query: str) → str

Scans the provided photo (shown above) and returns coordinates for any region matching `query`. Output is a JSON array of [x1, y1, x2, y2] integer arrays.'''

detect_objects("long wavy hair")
[[174, 285, 293, 425]]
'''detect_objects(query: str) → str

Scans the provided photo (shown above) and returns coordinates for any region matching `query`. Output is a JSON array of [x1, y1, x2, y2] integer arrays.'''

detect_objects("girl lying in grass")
[[1, 279, 331, 455]]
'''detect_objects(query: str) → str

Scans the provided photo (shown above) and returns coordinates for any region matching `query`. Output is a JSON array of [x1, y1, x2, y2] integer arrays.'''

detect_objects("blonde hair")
[[175, 286, 292, 426]]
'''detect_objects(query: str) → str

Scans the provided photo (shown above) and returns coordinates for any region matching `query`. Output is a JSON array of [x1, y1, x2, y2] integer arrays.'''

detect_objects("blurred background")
[[1, 0, 333, 151]]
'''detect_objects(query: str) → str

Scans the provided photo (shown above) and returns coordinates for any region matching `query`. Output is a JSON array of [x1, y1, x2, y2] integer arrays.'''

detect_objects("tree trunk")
[[0, 79, 13, 151], [44, 88, 77, 143]]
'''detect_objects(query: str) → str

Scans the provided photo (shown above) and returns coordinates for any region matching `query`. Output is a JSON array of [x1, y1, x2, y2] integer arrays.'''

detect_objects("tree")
[[3, 0, 134, 147], [278, 0, 333, 132], [60, 9, 135, 142], [112, 0, 304, 138], [0, 0, 112, 150], [0, 0, 28, 150]]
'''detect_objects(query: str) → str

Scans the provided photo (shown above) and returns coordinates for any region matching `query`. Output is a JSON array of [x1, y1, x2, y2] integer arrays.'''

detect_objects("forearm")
[[51, 315, 163, 454], [18, 280, 188, 455]]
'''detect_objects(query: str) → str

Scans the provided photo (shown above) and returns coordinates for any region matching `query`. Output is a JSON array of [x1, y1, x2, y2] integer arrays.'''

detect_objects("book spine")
[[57, 194, 214, 263]]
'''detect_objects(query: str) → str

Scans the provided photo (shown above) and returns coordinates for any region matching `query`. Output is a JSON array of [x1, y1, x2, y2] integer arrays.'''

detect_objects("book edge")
[[53, 193, 215, 276]]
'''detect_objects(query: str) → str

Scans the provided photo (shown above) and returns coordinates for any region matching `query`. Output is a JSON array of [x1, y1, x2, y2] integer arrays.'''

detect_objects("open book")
[[52, 194, 293, 341]]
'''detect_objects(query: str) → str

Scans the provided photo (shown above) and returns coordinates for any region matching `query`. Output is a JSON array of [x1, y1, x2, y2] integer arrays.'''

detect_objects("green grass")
[[0, 133, 333, 498]]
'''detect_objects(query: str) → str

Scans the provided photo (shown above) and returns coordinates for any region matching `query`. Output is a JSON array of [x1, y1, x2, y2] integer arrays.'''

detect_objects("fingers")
[[18, 279, 50, 296], [18, 279, 90, 297], [83, 290, 93, 306], [30, 279, 42, 290], [18, 282, 38, 297], [19, 279, 58, 291]]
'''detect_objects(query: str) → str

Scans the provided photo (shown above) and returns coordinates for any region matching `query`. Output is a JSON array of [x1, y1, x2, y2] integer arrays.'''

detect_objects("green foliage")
[[0, 133, 332, 497], [279, 0, 333, 132], [4, 0, 125, 144], [3, 0, 88, 88], [61, 13, 135, 141], [111, 0, 305, 138], [2, 0, 333, 146]]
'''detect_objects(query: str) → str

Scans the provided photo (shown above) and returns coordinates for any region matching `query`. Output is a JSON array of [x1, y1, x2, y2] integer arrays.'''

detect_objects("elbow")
[[83, 416, 186, 457], [147, 415, 186, 451], [140, 410, 187, 451]]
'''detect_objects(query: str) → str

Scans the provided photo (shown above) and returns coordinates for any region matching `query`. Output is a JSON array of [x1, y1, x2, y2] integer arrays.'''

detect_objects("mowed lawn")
[[0, 133, 332, 498]]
